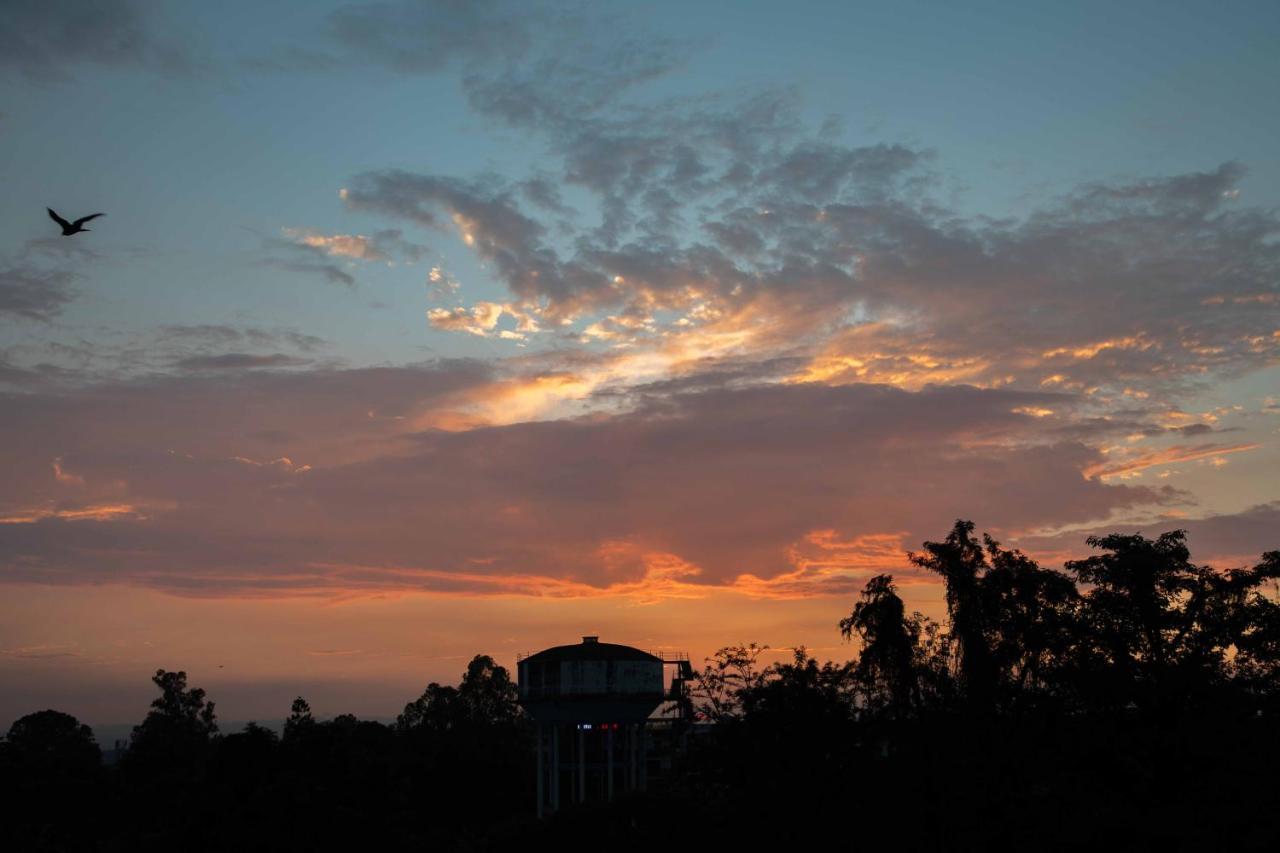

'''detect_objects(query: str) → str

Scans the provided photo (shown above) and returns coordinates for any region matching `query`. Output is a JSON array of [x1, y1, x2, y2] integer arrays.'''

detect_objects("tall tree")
[[841, 574, 921, 717], [458, 654, 521, 725], [283, 696, 315, 742], [398, 654, 520, 731], [2, 710, 100, 779], [127, 669, 218, 773], [1065, 530, 1273, 713], [911, 520, 996, 709], [980, 535, 1081, 706], [1231, 551, 1280, 707]]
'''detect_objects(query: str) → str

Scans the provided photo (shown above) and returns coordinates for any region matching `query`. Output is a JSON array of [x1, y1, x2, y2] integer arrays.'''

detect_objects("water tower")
[[517, 636, 692, 817]]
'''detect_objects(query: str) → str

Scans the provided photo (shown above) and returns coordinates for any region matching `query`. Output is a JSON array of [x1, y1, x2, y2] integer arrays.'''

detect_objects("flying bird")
[[47, 207, 105, 236]]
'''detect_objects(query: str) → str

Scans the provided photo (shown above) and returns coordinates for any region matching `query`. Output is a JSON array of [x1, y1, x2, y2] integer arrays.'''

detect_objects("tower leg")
[[577, 726, 585, 804], [536, 724, 544, 819], [628, 723, 637, 790], [638, 724, 648, 792], [551, 726, 560, 813]]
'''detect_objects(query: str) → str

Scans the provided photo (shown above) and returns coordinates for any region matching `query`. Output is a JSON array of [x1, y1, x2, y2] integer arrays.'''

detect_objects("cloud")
[[257, 3, 1276, 400], [0, 370, 1181, 599], [1083, 442, 1262, 480], [459, 18, 690, 130], [0, 503, 147, 525], [0, 0, 193, 81], [1167, 502, 1280, 564], [283, 229, 387, 261], [427, 303, 504, 337], [2, 1, 1274, 610], [239, 4, 1280, 407], [242, 0, 534, 74], [0, 266, 75, 321], [1018, 502, 1280, 569], [0, 644, 84, 660], [276, 0, 1279, 397], [346, 139, 1279, 402], [426, 302, 536, 340], [157, 324, 329, 353], [0, 359, 42, 387], [326, 0, 533, 74], [21, 236, 103, 262], [316, 0, 690, 122], [263, 258, 356, 287], [0, 323, 332, 388], [174, 353, 312, 371], [262, 226, 428, 287], [280, 227, 427, 263]]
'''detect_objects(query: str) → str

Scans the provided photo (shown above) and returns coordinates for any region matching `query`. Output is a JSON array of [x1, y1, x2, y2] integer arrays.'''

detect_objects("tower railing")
[[516, 649, 690, 662]]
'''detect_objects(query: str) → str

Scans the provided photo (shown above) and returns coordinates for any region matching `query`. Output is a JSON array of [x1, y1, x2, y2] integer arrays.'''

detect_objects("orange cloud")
[[1084, 442, 1261, 480], [273, 531, 912, 604], [1041, 336, 1152, 361], [282, 228, 384, 261], [0, 503, 147, 524]]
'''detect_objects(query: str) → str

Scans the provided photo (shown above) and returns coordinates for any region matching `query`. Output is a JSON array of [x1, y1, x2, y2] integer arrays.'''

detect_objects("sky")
[[2, 0, 1278, 729]]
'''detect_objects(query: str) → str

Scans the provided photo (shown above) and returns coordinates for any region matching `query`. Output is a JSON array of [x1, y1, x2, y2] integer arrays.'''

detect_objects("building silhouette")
[[517, 636, 694, 817]]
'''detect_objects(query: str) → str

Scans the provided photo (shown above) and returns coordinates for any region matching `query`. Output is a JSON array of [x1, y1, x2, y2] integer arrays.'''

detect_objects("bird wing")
[[47, 208, 72, 229], [72, 213, 105, 227]]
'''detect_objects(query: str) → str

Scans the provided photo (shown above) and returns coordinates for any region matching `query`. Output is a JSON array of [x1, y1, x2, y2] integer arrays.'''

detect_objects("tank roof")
[[522, 636, 661, 664]]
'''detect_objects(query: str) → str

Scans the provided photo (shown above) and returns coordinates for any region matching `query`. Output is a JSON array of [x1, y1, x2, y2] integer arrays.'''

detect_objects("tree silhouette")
[[1233, 551, 1280, 706], [459, 653, 521, 725], [840, 574, 923, 717], [980, 535, 1081, 708], [910, 520, 998, 710], [284, 696, 315, 742], [4, 523, 1278, 850], [398, 654, 520, 731], [737, 647, 855, 724], [2, 709, 100, 778], [138, 669, 218, 734], [125, 669, 218, 776], [1067, 532, 1280, 715], [212, 722, 279, 804], [0, 710, 103, 852], [1069, 531, 1205, 713], [692, 643, 770, 721], [397, 681, 463, 731]]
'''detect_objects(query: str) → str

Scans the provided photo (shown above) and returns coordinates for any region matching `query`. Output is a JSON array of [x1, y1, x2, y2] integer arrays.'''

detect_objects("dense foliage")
[[3, 524, 1278, 850], [0, 657, 531, 852]]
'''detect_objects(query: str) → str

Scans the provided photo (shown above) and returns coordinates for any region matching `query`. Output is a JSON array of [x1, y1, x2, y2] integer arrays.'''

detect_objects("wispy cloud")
[[0, 266, 75, 321], [260, 226, 428, 287], [174, 353, 312, 371], [0, 372, 1178, 599], [1084, 442, 1262, 480], [0, 0, 196, 82]]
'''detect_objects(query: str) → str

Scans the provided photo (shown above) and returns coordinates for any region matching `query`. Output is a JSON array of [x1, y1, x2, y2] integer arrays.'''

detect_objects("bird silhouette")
[[47, 208, 104, 236]]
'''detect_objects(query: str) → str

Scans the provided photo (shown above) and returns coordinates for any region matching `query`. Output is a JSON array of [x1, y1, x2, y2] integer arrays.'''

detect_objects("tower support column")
[[536, 724, 544, 819], [638, 724, 648, 791], [577, 726, 585, 803], [551, 725, 560, 812], [628, 723, 637, 790]]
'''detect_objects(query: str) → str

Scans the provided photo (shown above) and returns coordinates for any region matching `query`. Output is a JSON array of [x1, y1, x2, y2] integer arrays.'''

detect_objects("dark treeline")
[[1, 657, 532, 851], [3, 522, 1279, 851], [642, 523, 1280, 850]]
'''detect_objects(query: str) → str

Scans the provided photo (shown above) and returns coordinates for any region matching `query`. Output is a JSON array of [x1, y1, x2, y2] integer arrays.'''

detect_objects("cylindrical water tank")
[[518, 636, 665, 724]]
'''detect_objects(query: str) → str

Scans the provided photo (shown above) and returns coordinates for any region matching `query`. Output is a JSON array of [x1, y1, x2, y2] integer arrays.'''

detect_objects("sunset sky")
[[2, 0, 1278, 729]]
